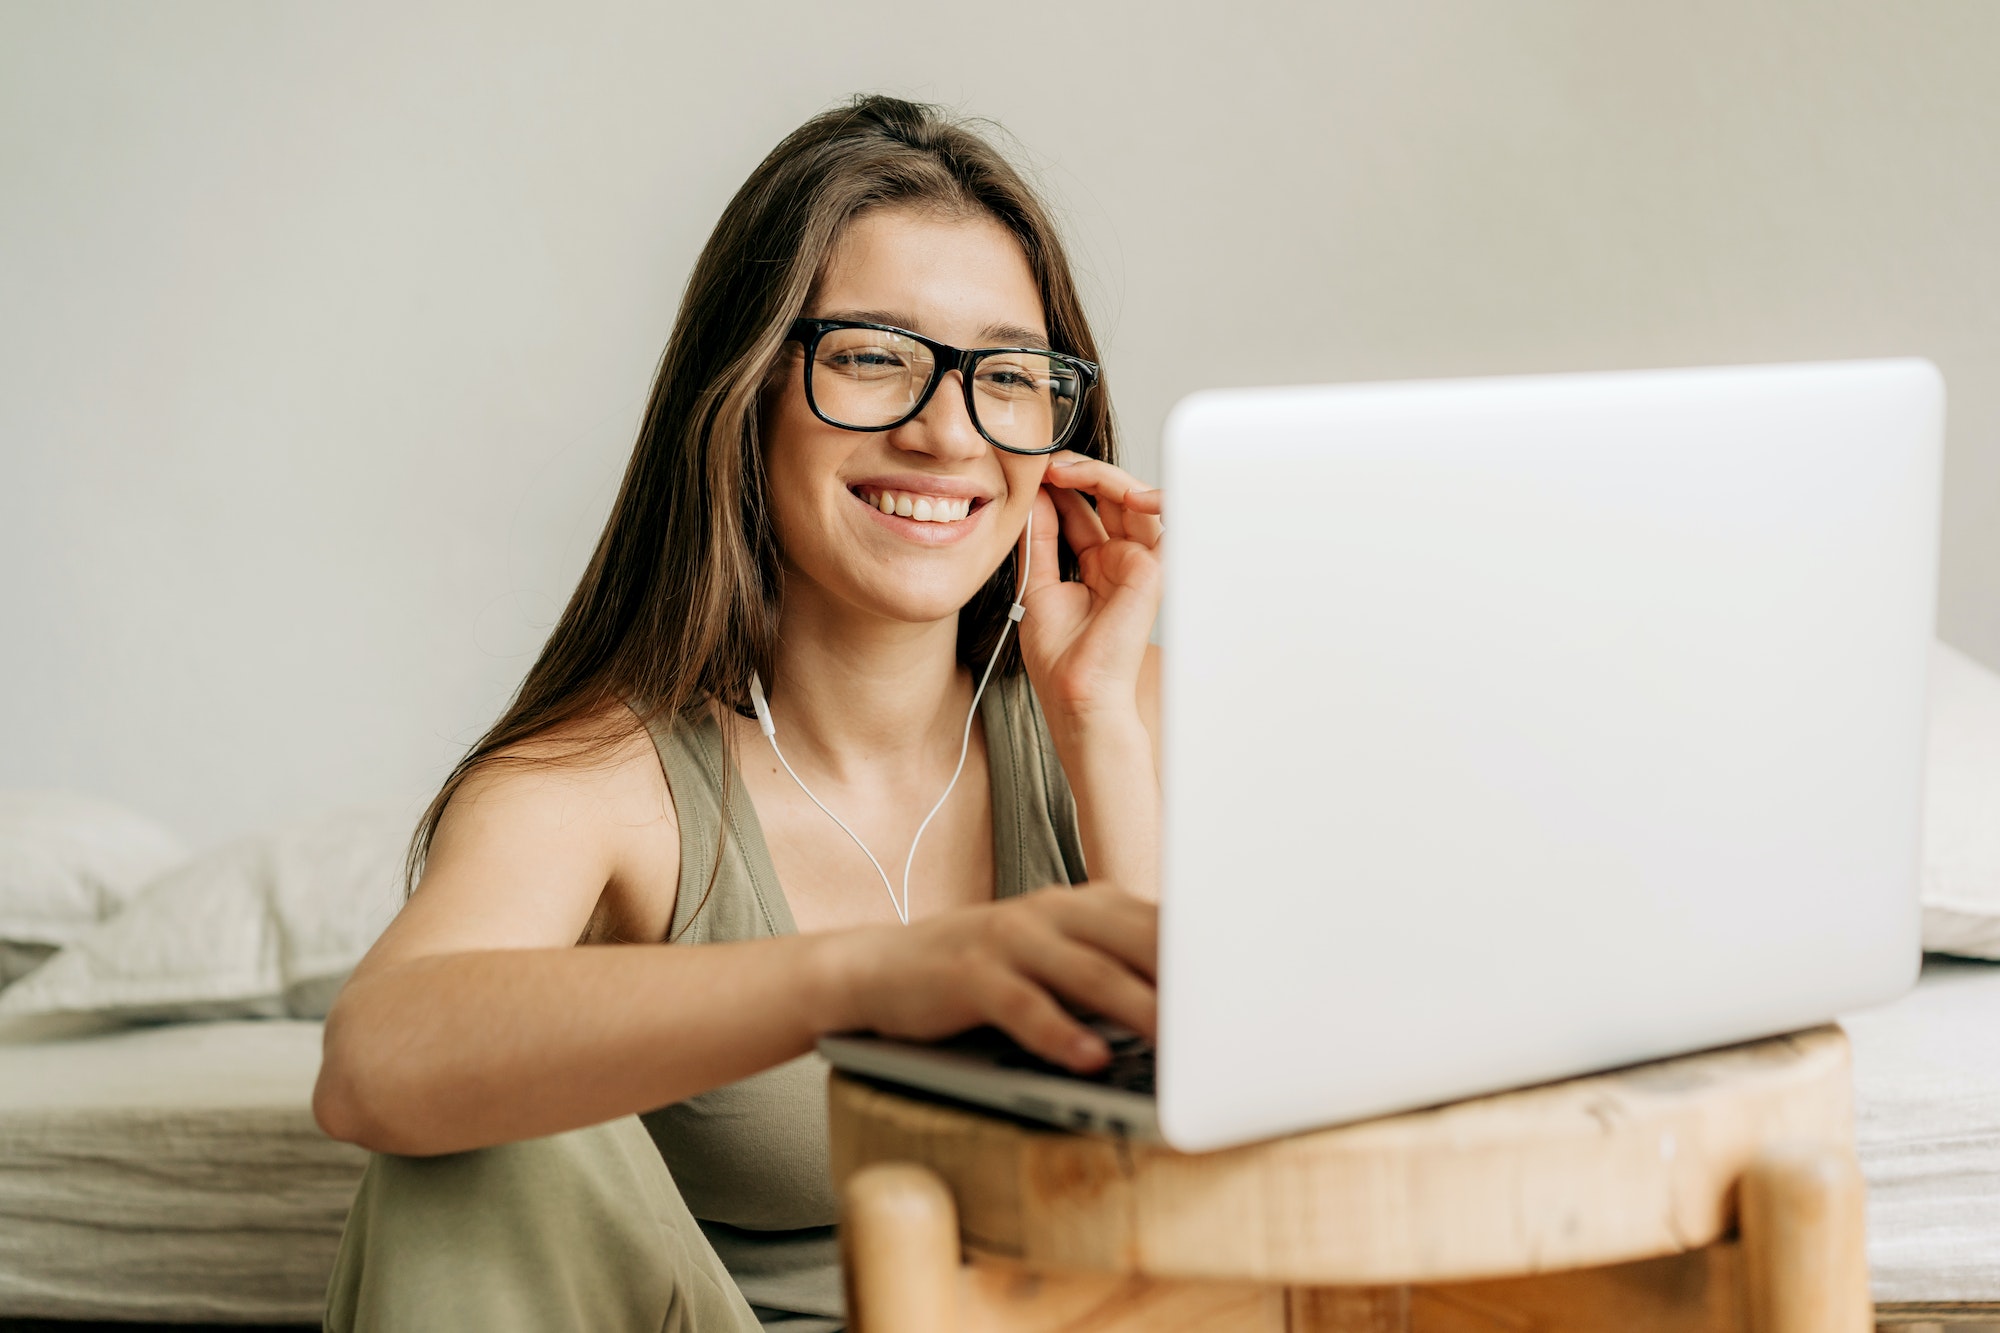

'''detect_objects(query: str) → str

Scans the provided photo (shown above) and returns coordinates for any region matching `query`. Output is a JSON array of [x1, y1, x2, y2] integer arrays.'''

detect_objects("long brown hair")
[[407, 95, 1117, 908]]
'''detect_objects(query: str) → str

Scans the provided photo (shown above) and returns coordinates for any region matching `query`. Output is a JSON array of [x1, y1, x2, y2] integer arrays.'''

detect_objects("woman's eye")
[[826, 347, 908, 374], [979, 365, 1048, 394]]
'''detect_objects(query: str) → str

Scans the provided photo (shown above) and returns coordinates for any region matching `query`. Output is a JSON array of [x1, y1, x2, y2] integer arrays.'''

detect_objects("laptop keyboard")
[[938, 1020, 1156, 1097]]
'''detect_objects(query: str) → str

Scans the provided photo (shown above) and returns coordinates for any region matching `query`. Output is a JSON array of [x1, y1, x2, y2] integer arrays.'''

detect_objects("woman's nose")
[[890, 370, 988, 462]]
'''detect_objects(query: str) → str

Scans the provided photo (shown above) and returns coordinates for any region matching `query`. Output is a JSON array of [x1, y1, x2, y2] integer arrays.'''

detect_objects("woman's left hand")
[[1016, 451, 1163, 725]]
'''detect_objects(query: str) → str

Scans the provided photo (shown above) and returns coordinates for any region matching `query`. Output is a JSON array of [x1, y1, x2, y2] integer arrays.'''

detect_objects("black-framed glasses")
[[788, 318, 1098, 455]]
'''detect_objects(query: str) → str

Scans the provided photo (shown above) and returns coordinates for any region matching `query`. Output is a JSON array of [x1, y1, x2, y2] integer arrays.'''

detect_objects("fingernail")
[[1049, 455, 1082, 468]]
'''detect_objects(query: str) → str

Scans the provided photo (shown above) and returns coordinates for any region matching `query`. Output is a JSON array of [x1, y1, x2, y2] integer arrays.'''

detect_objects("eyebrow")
[[822, 309, 1052, 350]]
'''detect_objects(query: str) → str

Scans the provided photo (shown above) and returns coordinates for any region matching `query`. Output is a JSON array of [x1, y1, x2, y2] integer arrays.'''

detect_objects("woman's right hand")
[[817, 884, 1157, 1072]]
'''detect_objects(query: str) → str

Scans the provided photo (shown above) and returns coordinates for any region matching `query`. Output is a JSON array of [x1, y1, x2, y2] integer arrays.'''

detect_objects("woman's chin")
[[844, 567, 997, 629]]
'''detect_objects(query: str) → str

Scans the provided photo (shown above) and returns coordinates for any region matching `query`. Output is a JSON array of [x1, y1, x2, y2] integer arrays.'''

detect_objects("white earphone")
[[749, 509, 1033, 925]]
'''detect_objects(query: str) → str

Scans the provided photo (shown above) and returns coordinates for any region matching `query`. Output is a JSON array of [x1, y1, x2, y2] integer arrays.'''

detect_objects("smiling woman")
[[310, 95, 1163, 1332]]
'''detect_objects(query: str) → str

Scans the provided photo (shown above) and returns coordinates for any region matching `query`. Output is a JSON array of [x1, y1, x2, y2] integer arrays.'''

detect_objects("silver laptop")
[[819, 358, 1942, 1153]]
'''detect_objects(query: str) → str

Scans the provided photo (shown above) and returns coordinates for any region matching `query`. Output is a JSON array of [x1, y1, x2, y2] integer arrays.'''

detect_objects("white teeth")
[[858, 489, 976, 524]]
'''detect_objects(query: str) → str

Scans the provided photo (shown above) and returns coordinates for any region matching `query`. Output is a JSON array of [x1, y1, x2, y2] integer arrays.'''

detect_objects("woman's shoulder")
[[464, 704, 674, 819], [418, 705, 682, 947]]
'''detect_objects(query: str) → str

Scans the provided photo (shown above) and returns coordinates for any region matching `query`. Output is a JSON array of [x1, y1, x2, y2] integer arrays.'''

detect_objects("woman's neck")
[[762, 584, 973, 783]]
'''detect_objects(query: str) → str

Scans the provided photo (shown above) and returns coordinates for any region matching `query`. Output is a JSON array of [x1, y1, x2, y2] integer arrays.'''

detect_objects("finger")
[[1120, 499, 1162, 549], [1049, 483, 1108, 556], [974, 967, 1109, 1070], [1021, 937, 1158, 1042], [1096, 492, 1130, 544], [1068, 542, 1165, 640], [1045, 455, 1163, 550], [1045, 454, 1163, 515], [1041, 886, 1159, 983], [1099, 505, 1163, 554], [1020, 486, 1063, 598]]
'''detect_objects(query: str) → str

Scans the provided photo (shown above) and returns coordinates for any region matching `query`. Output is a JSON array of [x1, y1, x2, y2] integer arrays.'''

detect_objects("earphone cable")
[[760, 724, 904, 919], [752, 509, 1033, 925]]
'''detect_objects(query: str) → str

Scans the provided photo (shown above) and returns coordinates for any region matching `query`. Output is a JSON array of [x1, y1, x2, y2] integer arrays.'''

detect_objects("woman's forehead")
[[814, 206, 1047, 347]]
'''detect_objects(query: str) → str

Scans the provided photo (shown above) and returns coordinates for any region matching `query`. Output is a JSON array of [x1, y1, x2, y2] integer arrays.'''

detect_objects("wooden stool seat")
[[830, 1025, 1873, 1332]]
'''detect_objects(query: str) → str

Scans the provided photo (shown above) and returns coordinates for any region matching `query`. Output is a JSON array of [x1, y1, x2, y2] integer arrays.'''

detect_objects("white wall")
[[3, 0, 1996, 844]]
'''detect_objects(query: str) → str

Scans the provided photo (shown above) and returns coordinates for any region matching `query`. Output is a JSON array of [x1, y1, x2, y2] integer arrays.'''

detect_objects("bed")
[[0, 1015, 364, 1325], [1851, 957, 2000, 1326]]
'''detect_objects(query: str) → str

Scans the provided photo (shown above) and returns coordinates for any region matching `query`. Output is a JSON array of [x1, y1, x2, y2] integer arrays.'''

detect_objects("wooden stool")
[[829, 1025, 1870, 1332]]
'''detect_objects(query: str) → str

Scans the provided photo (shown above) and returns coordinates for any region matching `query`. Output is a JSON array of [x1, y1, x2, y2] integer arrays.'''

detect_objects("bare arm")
[[1049, 652, 1161, 903], [313, 720, 1157, 1157], [320, 937, 847, 1156]]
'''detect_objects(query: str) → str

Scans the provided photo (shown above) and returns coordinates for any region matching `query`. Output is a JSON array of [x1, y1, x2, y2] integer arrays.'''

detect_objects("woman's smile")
[[845, 475, 997, 546], [855, 487, 974, 523]]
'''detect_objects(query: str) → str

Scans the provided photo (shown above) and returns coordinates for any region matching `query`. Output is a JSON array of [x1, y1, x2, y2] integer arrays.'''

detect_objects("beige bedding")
[[0, 1016, 365, 1323], [1846, 956, 2000, 1305]]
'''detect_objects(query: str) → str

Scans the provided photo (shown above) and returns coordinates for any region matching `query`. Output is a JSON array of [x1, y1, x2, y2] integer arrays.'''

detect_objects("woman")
[[314, 95, 1164, 1332]]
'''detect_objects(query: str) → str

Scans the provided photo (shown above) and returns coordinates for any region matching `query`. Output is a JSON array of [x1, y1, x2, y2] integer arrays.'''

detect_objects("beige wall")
[[2, 0, 1994, 840]]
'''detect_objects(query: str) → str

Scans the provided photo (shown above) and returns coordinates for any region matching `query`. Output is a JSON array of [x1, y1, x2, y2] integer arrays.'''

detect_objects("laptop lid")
[[1157, 359, 1941, 1151]]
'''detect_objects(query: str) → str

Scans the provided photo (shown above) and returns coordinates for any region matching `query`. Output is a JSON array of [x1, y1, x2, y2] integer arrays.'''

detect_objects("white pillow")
[[1924, 641, 2000, 959], [0, 805, 410, 1023], [0, 941, 59, 990], [0, 791, 186, 984]]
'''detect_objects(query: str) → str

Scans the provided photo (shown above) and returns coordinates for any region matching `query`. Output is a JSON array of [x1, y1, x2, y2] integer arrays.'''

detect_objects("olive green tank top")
[[637, 672, 1086, 1329]]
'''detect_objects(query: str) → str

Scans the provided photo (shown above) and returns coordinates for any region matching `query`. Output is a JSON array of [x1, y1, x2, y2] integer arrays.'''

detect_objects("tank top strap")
[[637, 706, 796, 945], [981, 671, 1089, 897]]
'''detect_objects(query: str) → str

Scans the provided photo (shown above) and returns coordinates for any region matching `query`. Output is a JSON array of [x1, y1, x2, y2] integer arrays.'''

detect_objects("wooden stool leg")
[[1741, 1142, 1872, 1333], [842, 1162, 962, 1333]]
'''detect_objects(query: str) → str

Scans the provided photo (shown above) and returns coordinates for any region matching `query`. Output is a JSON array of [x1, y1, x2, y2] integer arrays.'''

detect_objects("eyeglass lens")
[[810, 326, 1082, 452]]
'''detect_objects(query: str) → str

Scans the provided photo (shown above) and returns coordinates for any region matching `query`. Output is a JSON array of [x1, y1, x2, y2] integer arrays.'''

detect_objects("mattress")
[[1846, 955, 2000, 1305], [0, 1015, 367, 1323]]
